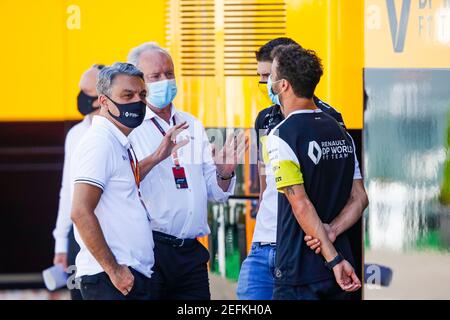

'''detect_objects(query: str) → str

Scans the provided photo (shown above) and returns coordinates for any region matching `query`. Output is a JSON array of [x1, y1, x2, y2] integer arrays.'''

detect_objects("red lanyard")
[[150, 117, 181, 167], [127, 146, 140, 188], [150, 116, 176, 136], [127, 145, 151, 221]]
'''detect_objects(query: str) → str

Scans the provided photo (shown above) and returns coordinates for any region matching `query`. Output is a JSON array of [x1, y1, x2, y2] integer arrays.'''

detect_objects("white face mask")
[[146, 79, 178, 109]]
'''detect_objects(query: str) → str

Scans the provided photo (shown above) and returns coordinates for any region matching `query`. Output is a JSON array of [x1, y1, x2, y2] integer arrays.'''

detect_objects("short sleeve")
[[71, 135, 114, 191], [267, 133, 304, 191]]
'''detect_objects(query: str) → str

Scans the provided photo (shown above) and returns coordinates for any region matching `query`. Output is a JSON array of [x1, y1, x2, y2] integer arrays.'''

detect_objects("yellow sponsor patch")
[[260, 135, 271, 165], [272, 160, 304, 192]]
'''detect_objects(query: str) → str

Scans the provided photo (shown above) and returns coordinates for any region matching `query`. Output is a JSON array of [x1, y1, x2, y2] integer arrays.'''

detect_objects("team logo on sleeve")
[[308, 141, 322, 165]]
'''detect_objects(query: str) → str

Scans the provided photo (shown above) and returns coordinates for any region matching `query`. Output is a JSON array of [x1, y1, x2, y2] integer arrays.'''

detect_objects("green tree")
[[440, 109, 450, 205]]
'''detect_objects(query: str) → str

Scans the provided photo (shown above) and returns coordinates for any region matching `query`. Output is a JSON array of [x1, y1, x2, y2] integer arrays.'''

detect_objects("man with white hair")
[[128, 42, 249, 299]]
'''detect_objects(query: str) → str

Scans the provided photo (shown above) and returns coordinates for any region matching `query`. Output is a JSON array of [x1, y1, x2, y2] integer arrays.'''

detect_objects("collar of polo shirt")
[[286, 108, 322, 119], [144, 104, 179, 123], [92, 115, 130, 148]]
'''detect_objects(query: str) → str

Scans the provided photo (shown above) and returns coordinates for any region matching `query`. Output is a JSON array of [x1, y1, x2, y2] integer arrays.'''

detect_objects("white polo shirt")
[[252, 118, 363, 244], [53, 116, 91, 253], [128, 106, 236, 239], [70, 115, 154, 278]]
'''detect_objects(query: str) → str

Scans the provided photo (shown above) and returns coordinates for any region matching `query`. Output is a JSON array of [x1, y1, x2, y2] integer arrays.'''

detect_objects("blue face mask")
[[267, 74, 283, 106], [146, 79, 178, 109]]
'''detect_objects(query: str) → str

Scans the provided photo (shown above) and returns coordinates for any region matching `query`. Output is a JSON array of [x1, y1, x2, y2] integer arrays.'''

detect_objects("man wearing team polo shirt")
[[267, 45, 362, 300], [70, 63, 188, 300], [237, 37, 368, 300]]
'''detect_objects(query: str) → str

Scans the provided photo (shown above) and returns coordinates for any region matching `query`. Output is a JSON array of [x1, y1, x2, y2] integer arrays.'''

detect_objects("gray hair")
[[96, 62, 144, 96], [127, 42, 171, 67]]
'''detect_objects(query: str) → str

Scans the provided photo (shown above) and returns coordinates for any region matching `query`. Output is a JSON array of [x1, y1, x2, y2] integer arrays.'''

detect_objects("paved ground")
[[209, 273, 237, 300], [365, 249, 450, 300], [0, 289, 69, 300]]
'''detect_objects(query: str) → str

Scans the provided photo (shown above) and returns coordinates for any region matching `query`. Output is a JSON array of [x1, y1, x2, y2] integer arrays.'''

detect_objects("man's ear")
[[97, 95, 109, 108], [282, 79, 290, 93], [100, 94, 121, 117], [277, 79, 288, 95]]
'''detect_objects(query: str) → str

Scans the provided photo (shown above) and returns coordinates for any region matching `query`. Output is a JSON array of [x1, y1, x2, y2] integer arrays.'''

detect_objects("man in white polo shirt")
[[70, 62, 188, 300], [127, 42, 249, 299]]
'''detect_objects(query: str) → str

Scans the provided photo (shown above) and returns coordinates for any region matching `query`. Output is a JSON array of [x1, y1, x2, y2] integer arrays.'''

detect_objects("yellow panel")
[[175, 77, 224, 126], [167, 0, 288, 128], [333, 0, 364, 130], [365, 0, 450, 68], [169, 0, 363, 129], [2, 0, 366, 128], [286, 0, 364, 130], [64, 0, 167, 121], [174, 65, 268, 128], [1, 0, 166, 121], [0, 1, 65, 121]]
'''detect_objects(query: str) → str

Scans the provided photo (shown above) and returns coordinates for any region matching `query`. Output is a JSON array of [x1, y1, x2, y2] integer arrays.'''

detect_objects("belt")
[[152, 231, 197, 248], [257, 242, 276, 246]]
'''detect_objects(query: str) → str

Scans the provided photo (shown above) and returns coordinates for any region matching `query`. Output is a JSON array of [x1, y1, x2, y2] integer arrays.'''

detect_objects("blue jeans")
[[273, 278, 350, 300], [236, 242, 276, 300]]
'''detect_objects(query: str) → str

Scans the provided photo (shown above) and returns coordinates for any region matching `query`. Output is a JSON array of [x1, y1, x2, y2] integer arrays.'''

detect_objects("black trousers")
[[67, 226, 82, 300], [79, 267, 156, 300], [149, 232, 211, 300], [273, 278, 350, 300]]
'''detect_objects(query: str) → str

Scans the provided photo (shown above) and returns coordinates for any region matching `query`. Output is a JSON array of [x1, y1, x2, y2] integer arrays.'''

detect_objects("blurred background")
[[0, 0, 449, 300]]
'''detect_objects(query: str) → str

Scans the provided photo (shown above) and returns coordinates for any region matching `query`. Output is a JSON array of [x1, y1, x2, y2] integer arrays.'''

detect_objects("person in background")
[[52, 64, 104, 300]]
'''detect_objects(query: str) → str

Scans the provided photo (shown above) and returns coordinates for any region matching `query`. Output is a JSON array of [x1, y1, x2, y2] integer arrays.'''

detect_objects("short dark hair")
[[255, 37, 300, 62], [271, 45, 323, 99]]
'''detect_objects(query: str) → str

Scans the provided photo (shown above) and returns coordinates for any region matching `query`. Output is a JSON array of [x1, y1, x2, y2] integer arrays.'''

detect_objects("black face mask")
[[105, 95, 146, 129], [77, 91, 99, 116]]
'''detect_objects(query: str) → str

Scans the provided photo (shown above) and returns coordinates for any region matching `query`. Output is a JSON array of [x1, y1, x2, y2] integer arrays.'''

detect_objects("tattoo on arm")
[[286, 186, 295, 196]]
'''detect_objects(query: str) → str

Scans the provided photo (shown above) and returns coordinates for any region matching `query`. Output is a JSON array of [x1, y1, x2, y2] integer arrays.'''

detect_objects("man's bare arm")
[[305, 179, 369, 253], [138, 153, 162, 181], [330, 179, 368, 236], [215, 131, 249, 192], [71, 183, 134, 295], [282, 184, 361, 292], [282, 184, 338, 261], [138, 122, 190, 180], [71, 184, 117, 274]]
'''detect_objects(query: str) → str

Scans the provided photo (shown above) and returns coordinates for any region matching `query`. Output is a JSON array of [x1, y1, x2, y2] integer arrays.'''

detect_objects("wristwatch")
[[324, 253, 344, 270], [217, 171, 235, 180]]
